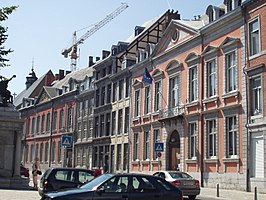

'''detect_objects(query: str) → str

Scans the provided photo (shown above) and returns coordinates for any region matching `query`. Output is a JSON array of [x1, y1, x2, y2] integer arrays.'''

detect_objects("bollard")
[[254, 186, 257, 200], [216, 183, 220, 197]]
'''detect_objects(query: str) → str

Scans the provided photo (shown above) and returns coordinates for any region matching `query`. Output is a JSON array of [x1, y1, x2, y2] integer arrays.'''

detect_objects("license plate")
[[183, 181, 194, 186]]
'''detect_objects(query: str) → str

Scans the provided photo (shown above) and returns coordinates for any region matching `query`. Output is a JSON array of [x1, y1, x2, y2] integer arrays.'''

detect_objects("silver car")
[[153, 171, 200, 200]]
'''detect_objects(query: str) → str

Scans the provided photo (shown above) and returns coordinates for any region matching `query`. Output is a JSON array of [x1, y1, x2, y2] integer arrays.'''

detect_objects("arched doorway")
[[168, 130, 180, 170]]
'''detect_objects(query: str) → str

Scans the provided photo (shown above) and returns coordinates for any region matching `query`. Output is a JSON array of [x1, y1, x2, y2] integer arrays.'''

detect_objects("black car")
[[41, 173, 183, 200], [39, 167, 94, 196]]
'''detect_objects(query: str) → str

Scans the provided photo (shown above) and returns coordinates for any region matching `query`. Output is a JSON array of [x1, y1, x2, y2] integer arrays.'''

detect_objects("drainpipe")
[[242, 4, 251, 192], [49, 101, 54, 167], [200, 34, 205, 187], [127, 81, 131, 173]]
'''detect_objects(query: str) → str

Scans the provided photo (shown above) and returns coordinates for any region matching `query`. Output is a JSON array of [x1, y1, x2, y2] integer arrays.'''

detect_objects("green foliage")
[[0, 6, 17, 68]]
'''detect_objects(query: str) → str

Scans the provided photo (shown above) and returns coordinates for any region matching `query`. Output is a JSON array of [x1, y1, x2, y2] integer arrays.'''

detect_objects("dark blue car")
[[41, 173, 183, 200]]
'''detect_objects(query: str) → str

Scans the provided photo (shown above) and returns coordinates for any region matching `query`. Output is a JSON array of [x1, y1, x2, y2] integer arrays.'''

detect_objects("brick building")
[[16, 0, 265, 193]]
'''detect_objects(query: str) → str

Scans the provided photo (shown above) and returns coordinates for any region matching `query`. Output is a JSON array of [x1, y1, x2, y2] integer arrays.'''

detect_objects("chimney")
[[102, 50, 110, 59], [96, 57, 100, 61], [88, 56, 94, 67], [134, 26, 145, 36], [55, 74, 59, 80], [59, 69, 65, 80], [66, 70, 71, 75]]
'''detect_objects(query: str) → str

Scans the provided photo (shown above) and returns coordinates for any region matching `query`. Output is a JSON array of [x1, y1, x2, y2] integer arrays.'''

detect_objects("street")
[[0, 176, 265, 200], [1, 187, 266, 200]]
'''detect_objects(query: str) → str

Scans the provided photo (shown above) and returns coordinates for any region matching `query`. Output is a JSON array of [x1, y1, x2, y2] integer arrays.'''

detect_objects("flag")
[[142, 67, 152, 84]]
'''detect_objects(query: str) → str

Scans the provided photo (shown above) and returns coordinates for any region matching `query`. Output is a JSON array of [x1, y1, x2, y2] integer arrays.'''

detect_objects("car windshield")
[[169, 172, 192, 179], [80, 174, 113, 190]]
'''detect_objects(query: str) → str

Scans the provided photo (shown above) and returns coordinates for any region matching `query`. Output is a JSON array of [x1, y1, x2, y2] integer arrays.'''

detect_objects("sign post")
[[61, 135, 72, 148], [154, 142, 164, 171], [61, 135, 72, 167]]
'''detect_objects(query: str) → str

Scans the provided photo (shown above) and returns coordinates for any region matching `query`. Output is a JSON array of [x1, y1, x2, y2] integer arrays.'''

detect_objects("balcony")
[[159, 106, 184, 121]]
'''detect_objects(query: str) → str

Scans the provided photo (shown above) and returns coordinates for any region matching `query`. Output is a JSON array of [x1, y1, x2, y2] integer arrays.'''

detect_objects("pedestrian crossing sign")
[[154, 142, 164, 152], [61, 135, 72, 148]]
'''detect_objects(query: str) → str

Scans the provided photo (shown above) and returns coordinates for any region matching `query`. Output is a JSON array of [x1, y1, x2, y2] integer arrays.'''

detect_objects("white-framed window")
[[57, 141, 61, 162], [206, 59, 217, 97], [226, 116, 238, 157], [40, 143, 43, 162], [154, 81, 161, 112], [251, 76, 262, 116], [124, 107, 129, 134], [189, 66, 198, 102], [52, 111, 57, 131], [116, 144, 122, 170], [137, 49, 147, 62], [119, 79, 124, 100], [144, 86, 151, 114], [46, 113, 51, 131], [106, 113, 111, 136], [101, 86, 105, 106], [169, 76, 180, 108], [59, 110, 64, 129], [100, 115, 105, 137], [95, 116, 99, 138], [134, 90, 140, 117], [189, 122, 197, 159], [143, 131, 150, 160], [207, 119, 217, 158], [111, 111, 116, 136], [249, 18, 260, 56], [118, 109, 123, 134], [225, 51, 237, 92], [31, 117, 36, 135], [112, 82, 117, 102], [133, 132, 139, 160], [95, 89, 100, 107], [107, 84, 112, 103]]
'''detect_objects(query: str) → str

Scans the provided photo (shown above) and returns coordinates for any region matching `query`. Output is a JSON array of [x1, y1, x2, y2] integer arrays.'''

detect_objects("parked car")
[[41, 173, 183, 200], [38, 167, 94, 197], [20, 164, 29, 177], [153, 171, 200, 200]]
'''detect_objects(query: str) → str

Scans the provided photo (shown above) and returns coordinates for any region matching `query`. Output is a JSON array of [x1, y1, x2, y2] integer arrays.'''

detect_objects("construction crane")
[[62, 3, 129, 71]]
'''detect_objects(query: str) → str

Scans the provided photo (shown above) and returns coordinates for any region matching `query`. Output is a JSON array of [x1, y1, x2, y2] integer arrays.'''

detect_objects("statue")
[[0, 75, 16, 107]]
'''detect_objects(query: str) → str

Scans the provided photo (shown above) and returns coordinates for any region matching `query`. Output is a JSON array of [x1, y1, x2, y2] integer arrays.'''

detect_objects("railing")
[[159, 106, 184, 120]]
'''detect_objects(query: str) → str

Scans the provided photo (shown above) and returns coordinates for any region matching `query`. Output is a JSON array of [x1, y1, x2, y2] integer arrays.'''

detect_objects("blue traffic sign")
[[154, 142, 164, 152], [61, 135, 72, 148]]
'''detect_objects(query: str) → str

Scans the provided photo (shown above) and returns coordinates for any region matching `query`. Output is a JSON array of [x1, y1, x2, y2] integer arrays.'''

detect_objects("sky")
[[1, 0, 222, 96]]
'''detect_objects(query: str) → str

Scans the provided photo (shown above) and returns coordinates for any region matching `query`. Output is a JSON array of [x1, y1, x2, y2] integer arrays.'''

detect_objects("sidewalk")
[[199, 187, 266, 200]]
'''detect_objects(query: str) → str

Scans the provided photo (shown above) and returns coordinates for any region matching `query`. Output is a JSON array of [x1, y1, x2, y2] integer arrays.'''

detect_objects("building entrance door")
[[168, 131, 180, 170]]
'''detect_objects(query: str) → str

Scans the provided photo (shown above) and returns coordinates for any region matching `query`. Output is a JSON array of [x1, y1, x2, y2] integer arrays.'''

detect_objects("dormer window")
[[137, 49, 147, 63], [209, 9, 214, 22], [206, 5, 225, 23], [122, 57, 127, 69], [227, 0, 233, 11], [224, 0, 242, 12], [146, 43, 155, 57]]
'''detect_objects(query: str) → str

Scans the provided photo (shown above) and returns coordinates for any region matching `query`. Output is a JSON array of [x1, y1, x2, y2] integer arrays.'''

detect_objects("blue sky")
[[1, 0, 222, 95]]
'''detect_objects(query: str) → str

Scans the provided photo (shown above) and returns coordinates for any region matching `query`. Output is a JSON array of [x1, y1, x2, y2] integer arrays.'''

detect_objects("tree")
[[0, 6, 17, 69]]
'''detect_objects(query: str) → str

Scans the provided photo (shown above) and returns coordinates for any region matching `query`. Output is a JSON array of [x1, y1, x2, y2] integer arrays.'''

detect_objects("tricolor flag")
[[142, 67, 152, 84]]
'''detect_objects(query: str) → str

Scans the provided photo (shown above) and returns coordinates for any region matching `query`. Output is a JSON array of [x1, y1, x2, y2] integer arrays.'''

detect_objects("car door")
[[52, 169, 77, 190], [78, 170, 94, 186], [93, 175, 130, 200], [128, 175, 164, 200]]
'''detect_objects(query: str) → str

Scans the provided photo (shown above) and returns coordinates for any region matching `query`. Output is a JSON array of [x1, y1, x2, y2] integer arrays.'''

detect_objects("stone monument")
[[0, 75, 28, 188]]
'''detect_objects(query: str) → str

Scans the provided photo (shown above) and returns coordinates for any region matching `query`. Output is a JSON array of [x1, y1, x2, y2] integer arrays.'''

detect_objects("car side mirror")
[[96, 186, 105, 193]]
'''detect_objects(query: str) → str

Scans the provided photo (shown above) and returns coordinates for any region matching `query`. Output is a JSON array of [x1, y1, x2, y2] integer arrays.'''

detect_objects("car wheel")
[[188, 195, 196, 200]]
